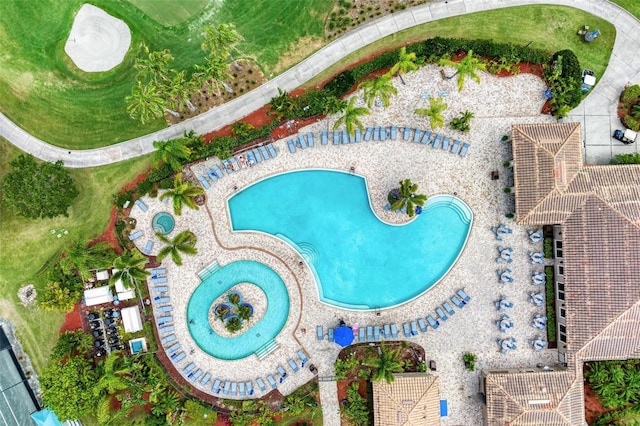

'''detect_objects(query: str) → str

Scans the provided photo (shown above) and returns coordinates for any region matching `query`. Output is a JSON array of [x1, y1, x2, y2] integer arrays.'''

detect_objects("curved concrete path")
[[0, 0, 638, 167]]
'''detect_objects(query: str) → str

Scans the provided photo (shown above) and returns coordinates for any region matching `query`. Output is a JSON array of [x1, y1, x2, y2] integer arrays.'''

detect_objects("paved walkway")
[[0, 0, 639, 167]]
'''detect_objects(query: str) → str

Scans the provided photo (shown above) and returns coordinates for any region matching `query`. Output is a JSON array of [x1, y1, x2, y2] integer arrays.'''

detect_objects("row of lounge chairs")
[[286, 126, 470, 157], [197, 144, 278, 189]]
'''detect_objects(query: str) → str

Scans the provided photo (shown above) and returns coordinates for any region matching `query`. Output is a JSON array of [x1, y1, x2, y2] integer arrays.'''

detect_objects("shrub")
[[136, 179, 153, 197], [113, 189, 134, 208], [622, 114, 640, 131], [225, 317, 242, 333], [621, 84, 640, 103], [545, 266, 556, 342], [611, 153, 640, 165], [544, 50, 583, 116], [462, 352, 477, 371], [146, 163, 174, 183], [158, 177, 174, 190], [342, 383, 369, 426], [543, 237, 554, 258]]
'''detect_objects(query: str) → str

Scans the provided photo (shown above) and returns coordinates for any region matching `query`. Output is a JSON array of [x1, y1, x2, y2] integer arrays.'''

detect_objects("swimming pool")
[[186, 260, 290, 360], [229, 170, 473, 310], [152, 211, 175, 235]]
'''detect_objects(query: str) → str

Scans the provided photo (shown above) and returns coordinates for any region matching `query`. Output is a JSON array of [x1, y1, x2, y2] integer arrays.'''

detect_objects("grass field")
[[128, 0, 209, 26], [0, 138, 153, 372], [0, 0, 332, 149], [610, 0, 640, 19], [305, 5, 615, 89]]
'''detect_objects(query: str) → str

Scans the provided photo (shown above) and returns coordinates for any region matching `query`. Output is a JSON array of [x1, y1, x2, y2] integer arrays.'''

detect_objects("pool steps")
[[254, 339, 278, 360], [198, 261, 221, 282]]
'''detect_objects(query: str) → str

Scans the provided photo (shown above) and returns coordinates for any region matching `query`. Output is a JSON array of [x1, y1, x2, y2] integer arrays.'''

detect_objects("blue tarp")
[[440, 400, 449, 417], [31, 408, 63, 426]]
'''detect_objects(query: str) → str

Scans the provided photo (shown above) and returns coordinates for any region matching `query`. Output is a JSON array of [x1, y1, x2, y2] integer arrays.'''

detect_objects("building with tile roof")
[[371, 373, 440, 425]]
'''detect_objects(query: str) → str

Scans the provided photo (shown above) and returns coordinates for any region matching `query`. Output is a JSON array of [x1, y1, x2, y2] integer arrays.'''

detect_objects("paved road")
[[0, 0, 638, 167]]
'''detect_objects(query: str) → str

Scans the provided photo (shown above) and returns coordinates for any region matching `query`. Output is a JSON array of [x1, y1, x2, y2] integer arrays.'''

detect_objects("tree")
[[388, 179, 427, 218], [202, 23, 244, 70], [110, 251, 149, 290], [152, 139, 192, 172], [156, 230, 197, 266], [363, 344, 404, 383], [450, 110, 475, 132], [414, 97, 448, 129], [159, 173, 204, 215], [390, 46, 418, 85], [1, 154, 78, 219], [58, 238, 114, 281], [168, 70, 196, 113], [333, 97, 370, 137], [342, 383, 369, 425], [40, 281, 81, 312], [134, 45, 174, 89], [40, 355, 97, 421], [94, 351, 132, 396], [439, 50, 487, 92], [358, 74, 398, 108], [125, 81, 165, 124], [51, 331, 93, 359]]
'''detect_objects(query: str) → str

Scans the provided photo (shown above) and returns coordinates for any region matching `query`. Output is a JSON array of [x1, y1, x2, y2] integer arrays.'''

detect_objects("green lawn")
[[0, 138, 153, 372], [305, 5, 615, 90], [0, 0, 332, 149], [610, 0, 640, 19], [127, 0, 210, 26]]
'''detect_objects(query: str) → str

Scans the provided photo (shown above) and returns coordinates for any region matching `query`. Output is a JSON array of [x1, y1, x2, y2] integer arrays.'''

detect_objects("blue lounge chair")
[[321, 131, 328, 145], [391, 324, 398, 338], [189, 369, 202, 382], [171, 352, 185, 363], [159, 325, 174, 335], [364, 127, 373, 141], [403, 323, 411, 338], [267, 144, 277, 158], [421, 130, 432, 144], [212, 379, 221, 393], [128, 230, 143, 241], [380, 127, 387, 141], [297, 350, 309, 365], [296, 135, 305, 149], [374, 326, 381, 341], [200, 372, 211, 387], [333, 130, 340, 145], [246, 381, 254, 396], [267, 375, 277, 389], [198, 176, 211, 189], [288, 139, 296, 153], [134, 199, 148, 212], [277, 365, 288, 381], [288, 359, 299, 372], [457, 289, 471, 302], [239, 382, 245, 397], [459, 142, 470, 157], [252, 148, 263, 161], [427, 316, 440, 330], [390, 125, 397, 140], [161, 334, 175, 345], [410, 321, 418, 336], [373, 127, 380, 141], [307, 132, 314, 147], [151, 268, 166, 275], [256, 377, 266, 392], [213, 165, 224, 178], [259, 145, 270, 160], [222, 159, 234, 173], [384, 324, 391, 339], [328, 328, 334, 342], [418, 318, 428, 333], [436, 307, 448, 321], [413, 129, 422, 143], [230, 157, 240, 169], [152, 276, 167, 284], [441, 136, 449, 151], [451, 139, 461, 154], [443, 302, 456, 316], [206, 168, 218, 181], [166, 342, 179, 353], [316, 326, 323, 341], [155, 297, 170, 304], [231, 382, 237, 397], [143, 240, 153, 255], [348, 131, 355, 143], [403, 127, 412, 141], [158, 305, 172, 313], [355, 128, 362, 142], [433, 134, 443, 149], [154, 286, 168, 294], [341, 130, 348, 144], [367, 326, 374, 341], [359, 327, 365, 342], [183, 363, 195, 374], [223, 381, 231, 396]]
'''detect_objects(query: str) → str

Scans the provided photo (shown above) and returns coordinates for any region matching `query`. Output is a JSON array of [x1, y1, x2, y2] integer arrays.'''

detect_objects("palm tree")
[[364, 344, 404, 384], [168, 70, 196, 113], [389, 47, 418, 85], [155, 230, 197, 266], [93, 351, 131, 396], [159, 173, 204, 215], [388, 179, 428, 218], [152, 139, 191, 171], [110, 251, 149, 290], [134, 45, 174, 89], [202, 23, 244, 70], [439, 50, 487, 92], [58, 239, 114, 281], [194, 54, 230, 97], [414, 97, 448, 129], [125, 81, 165, 124], [333, 97, 370, 137], [358, 74, 398, 108]]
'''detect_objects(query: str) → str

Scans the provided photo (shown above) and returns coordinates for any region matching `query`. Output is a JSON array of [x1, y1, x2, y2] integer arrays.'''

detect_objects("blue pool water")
[[130, 340, 143, 354], [229, 170, 473, 310], [187, 260, 290, 360]]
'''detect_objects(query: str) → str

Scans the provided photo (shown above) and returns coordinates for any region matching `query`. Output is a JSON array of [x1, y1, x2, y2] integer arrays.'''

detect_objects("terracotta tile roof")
[[372, 373, 440, 426], [483, 370, 582, 425]]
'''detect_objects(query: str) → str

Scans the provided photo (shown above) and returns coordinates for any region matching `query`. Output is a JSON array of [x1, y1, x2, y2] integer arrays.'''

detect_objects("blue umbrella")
[[31, 408, 63, 426], [334, 325, 354, 347]]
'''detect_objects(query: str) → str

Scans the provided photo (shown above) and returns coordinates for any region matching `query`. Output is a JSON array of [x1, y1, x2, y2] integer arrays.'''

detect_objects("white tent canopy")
[[121, 306, 143, 333], [114, 272, 136, 301], [84, 285, 113, 307]]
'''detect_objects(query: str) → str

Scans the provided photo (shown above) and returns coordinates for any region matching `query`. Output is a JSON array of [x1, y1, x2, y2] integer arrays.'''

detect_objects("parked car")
[[581, 69, 596, 93], [614, 129, 638, 144]]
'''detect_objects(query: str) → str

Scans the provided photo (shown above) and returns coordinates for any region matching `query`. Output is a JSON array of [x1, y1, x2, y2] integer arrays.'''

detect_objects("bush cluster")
[[544, 266, 556, 342], [544, 49, 583, 117]]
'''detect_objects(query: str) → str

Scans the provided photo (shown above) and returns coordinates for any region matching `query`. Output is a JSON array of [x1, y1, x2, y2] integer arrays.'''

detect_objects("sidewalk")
[[1, 0, 639, 167]]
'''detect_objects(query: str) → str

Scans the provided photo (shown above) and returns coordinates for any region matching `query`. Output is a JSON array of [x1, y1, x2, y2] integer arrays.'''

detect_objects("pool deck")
[[130, 65, 560, 425]]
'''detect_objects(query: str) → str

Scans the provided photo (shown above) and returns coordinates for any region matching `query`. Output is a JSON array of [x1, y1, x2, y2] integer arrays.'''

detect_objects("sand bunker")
[[64, 4, 131, 72]]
